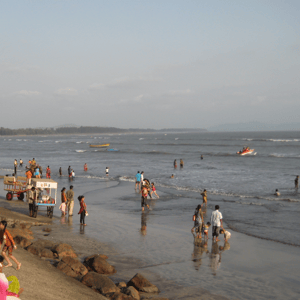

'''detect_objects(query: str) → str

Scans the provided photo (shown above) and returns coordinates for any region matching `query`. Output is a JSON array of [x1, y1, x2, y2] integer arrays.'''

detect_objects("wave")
[[241, 138, 300, 143]]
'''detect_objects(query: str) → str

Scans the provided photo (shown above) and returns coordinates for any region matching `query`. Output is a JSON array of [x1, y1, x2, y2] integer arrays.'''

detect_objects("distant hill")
[[0, 126, 207, 136], [208, 122, 300, 132]]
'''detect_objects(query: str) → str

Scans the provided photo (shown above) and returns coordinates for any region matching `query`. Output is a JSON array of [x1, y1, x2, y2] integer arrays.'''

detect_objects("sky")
[[0, 0, 299, 129]]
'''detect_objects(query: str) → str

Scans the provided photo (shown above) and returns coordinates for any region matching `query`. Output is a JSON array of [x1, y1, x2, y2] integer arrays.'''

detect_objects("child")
[[203, 222, 211, 239], [150, 182, 159, 199], [0, 220, 21, 270], [220, 228, 231, 241], [59, 201, 67, 216], [106, 167, 109, 176], [274, 189, 280, 196], [141, 185, 151, 211], [191, 205, 203, 238]]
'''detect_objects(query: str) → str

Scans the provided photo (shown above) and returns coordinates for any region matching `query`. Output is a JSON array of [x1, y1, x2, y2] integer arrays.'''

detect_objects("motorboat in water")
[[237, 147, 255, 155], [89, 143, 110, 148]]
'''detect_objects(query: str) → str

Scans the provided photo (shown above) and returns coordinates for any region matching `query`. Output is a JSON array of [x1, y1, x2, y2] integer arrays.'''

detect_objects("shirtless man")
[[201, 189, 207, 205], [295, 176, 299, 189]]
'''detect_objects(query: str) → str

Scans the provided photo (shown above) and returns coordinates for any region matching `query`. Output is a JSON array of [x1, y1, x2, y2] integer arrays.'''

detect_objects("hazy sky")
[[0, 0, 299, 129]]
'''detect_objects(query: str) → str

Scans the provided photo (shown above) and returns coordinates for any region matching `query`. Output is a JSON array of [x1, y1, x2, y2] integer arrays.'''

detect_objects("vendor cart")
[[27, 178, 57, 218], [3, 176, 27, 200]]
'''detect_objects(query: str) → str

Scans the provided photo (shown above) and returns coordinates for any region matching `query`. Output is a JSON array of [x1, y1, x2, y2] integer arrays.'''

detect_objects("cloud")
[[119, 94, 150, 104], [164, 89, 193, 96], [54, 88, 78, 96], [14, 90, 41, 96]]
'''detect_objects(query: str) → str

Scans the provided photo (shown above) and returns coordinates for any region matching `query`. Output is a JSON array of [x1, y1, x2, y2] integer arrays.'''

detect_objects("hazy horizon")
[[1, 1, 299, 129]]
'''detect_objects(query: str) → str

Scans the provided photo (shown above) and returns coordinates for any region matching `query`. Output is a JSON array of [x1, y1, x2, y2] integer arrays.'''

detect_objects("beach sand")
[[0, 178, 299, 299]]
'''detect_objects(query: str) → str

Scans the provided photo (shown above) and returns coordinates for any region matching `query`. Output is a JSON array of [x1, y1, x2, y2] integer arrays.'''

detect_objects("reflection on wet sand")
[[80, 224, 85, 234], [209, 240, 231, 275], [68, 215, 73, 226], [140, 211, 149, 236], [191, 234, 209, 271]]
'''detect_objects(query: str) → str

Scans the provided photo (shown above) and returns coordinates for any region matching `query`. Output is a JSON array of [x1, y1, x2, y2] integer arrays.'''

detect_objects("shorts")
[[136, 181, 140, 184], [2, 245, 13, 255], [141, 196, 147, 207], [212, 226, 220, 238]]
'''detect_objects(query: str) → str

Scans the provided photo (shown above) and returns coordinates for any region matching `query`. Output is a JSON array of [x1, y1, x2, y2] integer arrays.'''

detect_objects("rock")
[[57, 261, 78, 278], [117, 282, 127, 288], [109, 292, 135, 300], [9, 228, 33, 240], [57, 256, 88, 278], [27, 244, 43, 257], [81, 272, 118, 294], [41, 248, 54, 259], [52, 243, 77, 259], [85, 254, 108, 261], [140, 298, 169, 300], [43, 227, 52, 232], [124, 286, 140, 300], [84, 254, 116, 275], [127, 274, 159, 294], [19, 237, 32, 248]]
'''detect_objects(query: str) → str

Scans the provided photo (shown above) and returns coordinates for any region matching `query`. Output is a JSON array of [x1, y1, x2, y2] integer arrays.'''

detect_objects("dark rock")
[[127, 274, 159, 294], [60, 256, 88, 278], [124, 286, 140, 300], [57, 261, 78, 278], [19, 237, 32, 248], [109, 292, 135, 300], [52, 243, 77, 259], [41, 248, 54, 259], [84, 254, 116, 275], [81, 272, 118, 294], [27, 244, 43, 257]]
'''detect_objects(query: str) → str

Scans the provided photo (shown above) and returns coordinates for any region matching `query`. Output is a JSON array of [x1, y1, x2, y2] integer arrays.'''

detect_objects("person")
[[191, 205, 203, 238], [25, 169, 32, 184], [59, 167, 62, 176], [31, 158, 36, 166], [69, 169, 73, 180], [78, 196, 87, 225], [150, 182, 159, 198], [39, 165, 43, 177], [61, 187, 67, 203], [28, 187, 36, 217], [14, 159, 17, 175], [201, 155, 203, 160], [170, 174, 174, 178], [34, 166, 40, 178], [19, 159, 23, 167], [203, 222, 211, 239], [66, 185, 74, 216], [135, 171, 141, 190], [72, 170, 75, 179], [295, 176, 299, 189], [180, 159, 184, 168], [68, 166, 71, 177], [106, 167, 109, 176], [219, 228, 231, 241], [210, 205, 223, 242], [0, 256, 24, 298], [0, 221, 21, 270], [46, 166, 51, 179], [274, 189, 280, 196], [84, 163, 88, 172], [141, 185, 151, 211], [59, 200, 67, 216], [174, 159, 177, 168], [140, 171, 144, 187], [201, 189, 207, 205]]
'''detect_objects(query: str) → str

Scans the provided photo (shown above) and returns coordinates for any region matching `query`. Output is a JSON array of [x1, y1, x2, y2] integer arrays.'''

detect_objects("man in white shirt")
[[210, 205, 223, 241]]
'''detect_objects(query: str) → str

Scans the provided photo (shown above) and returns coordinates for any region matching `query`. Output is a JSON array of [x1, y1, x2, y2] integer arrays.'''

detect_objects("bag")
[[85, 212, 89, 216], [193, 214, 196, 221]]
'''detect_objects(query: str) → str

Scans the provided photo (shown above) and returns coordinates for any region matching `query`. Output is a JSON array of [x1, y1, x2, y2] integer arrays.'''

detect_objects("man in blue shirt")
[[135, 171, 141, 190]]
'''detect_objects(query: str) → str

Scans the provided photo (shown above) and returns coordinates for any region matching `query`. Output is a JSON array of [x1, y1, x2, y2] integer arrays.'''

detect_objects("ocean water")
[[1, 131, 300, 299]]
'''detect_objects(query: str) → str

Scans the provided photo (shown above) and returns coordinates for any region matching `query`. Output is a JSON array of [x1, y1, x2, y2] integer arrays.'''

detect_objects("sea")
[[0, 131, 299, 299]]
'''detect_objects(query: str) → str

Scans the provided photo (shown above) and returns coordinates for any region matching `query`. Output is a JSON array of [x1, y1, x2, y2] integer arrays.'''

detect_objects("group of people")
[[24, 159, 51, 183], [173, 159, 184, 169]]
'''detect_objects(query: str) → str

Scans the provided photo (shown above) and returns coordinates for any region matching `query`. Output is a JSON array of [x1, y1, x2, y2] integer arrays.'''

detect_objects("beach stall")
[[28, 178, 57, 218], [3, 176, 27, 200]]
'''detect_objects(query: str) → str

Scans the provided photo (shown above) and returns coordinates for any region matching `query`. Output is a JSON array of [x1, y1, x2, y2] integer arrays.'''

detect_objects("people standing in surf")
[[14, 159, 17, 175], [0, 220, 21, 270], [46, 166, 51, 179], [84, 163, 88, 172], [135, 171, 141, 190], [191, 205, 203, 238], [180, 159, 184, 168], [201, 189, 207, 206], [295, 176, 299, 189], [174, 159, 177, 168], [78, 196, 87, 226]]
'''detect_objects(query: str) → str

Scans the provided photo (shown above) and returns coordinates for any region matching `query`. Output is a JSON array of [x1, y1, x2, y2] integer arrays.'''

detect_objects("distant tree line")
[[0, 126, 206, 136]]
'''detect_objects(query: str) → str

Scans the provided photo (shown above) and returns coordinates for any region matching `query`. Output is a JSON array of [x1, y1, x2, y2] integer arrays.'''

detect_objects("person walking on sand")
[[191, 205, 204, 238], [14, 159, 17, 175], [78, 196, 87, 225], [201, 189, 207, 205], [28, 187, 36, 217], [66, 185, 74, 216], [211, 205, 223, 242], [295, 176, 299, 189], [0, 221, 21, 270], [135, 171, 141, 190]]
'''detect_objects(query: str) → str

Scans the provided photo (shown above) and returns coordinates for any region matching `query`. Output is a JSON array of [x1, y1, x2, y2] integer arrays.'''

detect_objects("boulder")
[[127, 274, 159, 294], [124, 286, 140, 300], [84, 254, 116, 275], [81, 272, 118, 294], [52, 243, 77, 259], [117, 282, 127, 288], [56, 256, 88, 278], [109, 292, 135, 300], [14, 236, 32, 248], [41, 248, 54, 259], [9, 228, 33, 240], [85, 254, 108, 261]]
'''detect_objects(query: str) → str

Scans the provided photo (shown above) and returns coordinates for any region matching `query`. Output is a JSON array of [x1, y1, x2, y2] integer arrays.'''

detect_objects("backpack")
[[193, 214, 196, 221]]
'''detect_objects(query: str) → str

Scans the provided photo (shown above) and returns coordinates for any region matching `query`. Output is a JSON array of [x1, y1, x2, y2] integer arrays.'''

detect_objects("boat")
[[237, 147, 255, 155], [107, 148, 119, 152], [89, 143, 110, 148]]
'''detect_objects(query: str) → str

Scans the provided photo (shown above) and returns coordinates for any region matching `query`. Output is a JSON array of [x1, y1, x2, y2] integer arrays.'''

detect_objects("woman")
[[78, 196, 87, 226], [34, 167, 40, 179], [46, 166, 51, 179], [61, 187, 67, 204], [84, 163, 88, 172], [0, 255, 23, 299]]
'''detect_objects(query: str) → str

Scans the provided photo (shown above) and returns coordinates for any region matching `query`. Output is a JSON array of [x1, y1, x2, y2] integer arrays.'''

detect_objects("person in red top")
[[78, 196, 87, 225], [26, 170, 32, 184], [0, 220, 21, 270], [46, 166, 51, 179]]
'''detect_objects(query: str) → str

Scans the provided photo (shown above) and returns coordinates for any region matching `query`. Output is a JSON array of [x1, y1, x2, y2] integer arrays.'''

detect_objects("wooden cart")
[[3, 176, 27, 201]]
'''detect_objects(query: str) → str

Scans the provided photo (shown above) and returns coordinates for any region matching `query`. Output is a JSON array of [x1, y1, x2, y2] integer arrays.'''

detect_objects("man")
[[66, 185, 74, 216], [14, 159, 17, 175], [295, 176, 299, 189], [135, 171, 141, 190], [210, 205, 223, 242], [28, 187, 36, 217]]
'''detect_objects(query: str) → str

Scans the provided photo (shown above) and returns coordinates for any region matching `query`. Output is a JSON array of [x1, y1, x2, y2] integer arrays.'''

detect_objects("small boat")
[[107, 148, 119, 152], [89, 143, 110, 148], [237, 147, 255, 155]]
